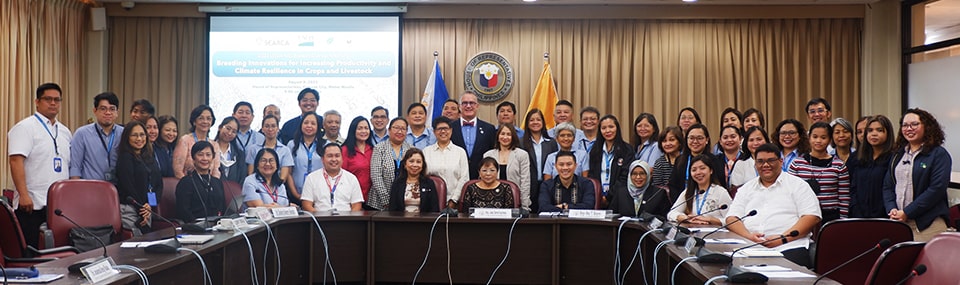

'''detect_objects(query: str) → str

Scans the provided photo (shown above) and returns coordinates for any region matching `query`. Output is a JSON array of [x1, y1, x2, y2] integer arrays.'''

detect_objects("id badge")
[[53, 157, 62, 173], [146, 192, 158, 207], [104, 170, 115, 182], [602, 183, 610, 196]]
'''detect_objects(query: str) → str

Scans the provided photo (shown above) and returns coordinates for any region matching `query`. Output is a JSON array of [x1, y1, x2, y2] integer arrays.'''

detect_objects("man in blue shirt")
[[370, 106, 390, 145], [70, 92, 123, 181], [279, 88, 320, 144], [233, 101, 264, 155]]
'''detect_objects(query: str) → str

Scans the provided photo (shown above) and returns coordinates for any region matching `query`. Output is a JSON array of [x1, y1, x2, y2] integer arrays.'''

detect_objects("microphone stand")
[[55, 209, 109, 273], [127, 197, 182, 254]]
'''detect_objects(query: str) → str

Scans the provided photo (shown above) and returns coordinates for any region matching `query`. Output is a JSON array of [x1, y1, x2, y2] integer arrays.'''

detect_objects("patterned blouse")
[[460, 182, 515, 209]]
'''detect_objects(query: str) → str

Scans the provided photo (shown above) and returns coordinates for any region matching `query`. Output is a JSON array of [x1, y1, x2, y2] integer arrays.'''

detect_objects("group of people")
[[9, 83, 953, 268]]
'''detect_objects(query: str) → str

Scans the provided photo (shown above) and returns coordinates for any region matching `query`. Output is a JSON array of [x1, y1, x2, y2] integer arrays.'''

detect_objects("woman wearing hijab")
[[608, 160, 669, 218]]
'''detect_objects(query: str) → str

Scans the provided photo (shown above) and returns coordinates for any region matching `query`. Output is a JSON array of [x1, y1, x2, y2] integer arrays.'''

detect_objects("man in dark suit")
[[450, 91, 496, 179]]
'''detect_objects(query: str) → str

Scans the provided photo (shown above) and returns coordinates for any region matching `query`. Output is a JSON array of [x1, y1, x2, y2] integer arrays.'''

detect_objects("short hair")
[[579, 106, 600, 118], [191, 140, 214, 159], [263, 104, 279, 114], [555, 151, 576, 163], [856, 115, 895, 164], [741, 126, 770, 156], [371, 106, 389, 118], [897, 108, 945, 150], [496, 101, 516, 114], [444, 99, 460, 108], [459, 91, 477, 102], [754, 143, 782, 159], [188, 105, 216, 132], [262, 114, 279, 127], [36, 83, 62, 99], [658, 126, 685, 153], [432, 116, 453, 130], [323, 109, 341, 119], [479, 157, 500, 171], [806, 97, 832, 112], [320, 142, 342, 156], [742, 108, 766, 129], [297, 88, 319, 101], [632, 113, 660, 146], [553, 122, 577, 137], [389, 117, 408, 130], [773, 119, 809, 154], [720, 107, 742, 126], [556, 99, 574, 109], [131, 99, 156, 115], [406, 103, 426, 114], [677, 107, 702, 125], [493, 124, 521, 150], [93, 92, 119, 108], [156, 115, 179, 147], [233, 101, 253, 114]]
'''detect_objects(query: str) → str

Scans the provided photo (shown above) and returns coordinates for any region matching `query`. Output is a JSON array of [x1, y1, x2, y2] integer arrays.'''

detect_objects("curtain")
[[1, 0, 88, 186], [402, 18, 862, 135], [107, 17, 207, 126]]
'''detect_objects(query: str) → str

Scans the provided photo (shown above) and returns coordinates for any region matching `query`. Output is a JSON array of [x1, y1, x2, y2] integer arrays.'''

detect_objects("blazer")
[[116, 150, 163, 208], [883, 145, 951, 231], [587, 141, 636, 193], [608, 183, 670, 218], [483, 148, 532, 210], [388, 176, 440, 213], [522, 138, 558, 213], [451, 118, 497, 180]]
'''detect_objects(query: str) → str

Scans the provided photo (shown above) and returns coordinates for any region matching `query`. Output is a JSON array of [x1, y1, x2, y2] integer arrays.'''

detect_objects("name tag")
[[81, 257, 119, 283], [684, 236, 699, 255], [217, 217, 249, 230], [271, 207, 299, 218], [568, 209, 608, 220], [666, 227, 679, 240], [649, 217, 663, 229], [471, 208, 513, 219]]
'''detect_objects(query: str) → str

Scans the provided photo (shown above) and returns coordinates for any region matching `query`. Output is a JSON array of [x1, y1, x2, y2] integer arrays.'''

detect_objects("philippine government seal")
[[464, 52, 514, 102]]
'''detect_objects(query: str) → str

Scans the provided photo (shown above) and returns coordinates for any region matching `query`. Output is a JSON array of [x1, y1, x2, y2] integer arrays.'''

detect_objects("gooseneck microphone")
[[724, 230, 800, 283], [672, 204, 729, 246], [55, 209, 109, 273], [695, 209, 758, 264], [126, 197, 181, 254], [679, 204, 728, 224], [812, 238, 892, 284], [893, 264, 926, 285]]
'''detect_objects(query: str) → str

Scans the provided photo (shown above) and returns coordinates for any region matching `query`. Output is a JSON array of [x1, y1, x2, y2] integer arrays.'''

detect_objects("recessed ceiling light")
[[523, 0, 537, 2], [683, 0, 697, 2]]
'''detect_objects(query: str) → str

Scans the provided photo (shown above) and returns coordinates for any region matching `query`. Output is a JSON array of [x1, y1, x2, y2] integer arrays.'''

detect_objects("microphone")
[[633, 186, 668, 222], [812, 238, 892, 284], [127, 197, 181, 254], [54, 209, 108, 273], [663, 189, 705, 237], [679, 204, 728, 224], [695, 210, 758, 264], [724, 230, 801, 283], [893, 264, 926, 285]]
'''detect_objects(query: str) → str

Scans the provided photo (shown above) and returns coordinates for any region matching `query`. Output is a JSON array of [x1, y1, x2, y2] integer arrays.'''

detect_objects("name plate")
[[81, 257, 119, 283], [472, 208, 514, 219], [217, 217, 248, 230], [649, 217, 663, 230], [665, 227, 679, 240], [271, 207, 299, 218], [684, 236, 698, 255], [246, 207, 270, 218], [256, 210, 273, 221], [567, 209, 608, 220]]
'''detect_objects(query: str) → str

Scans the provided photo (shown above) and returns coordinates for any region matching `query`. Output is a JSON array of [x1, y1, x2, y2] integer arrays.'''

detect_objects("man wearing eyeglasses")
[[279, 88, 321, 145], [725, 143, 821, 268], [450, 91, 496, 179], [8, 83, 73, 248], [805, 98, 833, 125], [70, 92, 124, 182]]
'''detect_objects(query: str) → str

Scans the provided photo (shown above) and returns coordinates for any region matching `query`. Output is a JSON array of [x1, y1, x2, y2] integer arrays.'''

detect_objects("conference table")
[[32, 211, 837, 284]]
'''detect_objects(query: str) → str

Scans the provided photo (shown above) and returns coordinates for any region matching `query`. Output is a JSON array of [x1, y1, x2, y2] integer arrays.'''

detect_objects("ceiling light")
[[683, 0, 697, 2], [523, 0, 537, 2]]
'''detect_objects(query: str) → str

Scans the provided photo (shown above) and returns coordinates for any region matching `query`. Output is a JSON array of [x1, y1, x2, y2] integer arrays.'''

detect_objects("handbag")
[[68, 224, 114, 252]]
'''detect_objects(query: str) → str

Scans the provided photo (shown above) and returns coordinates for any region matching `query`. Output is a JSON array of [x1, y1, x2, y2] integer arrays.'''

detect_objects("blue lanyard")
[[34, 114, 60, 156], [238, 130, 253, 152], [303, 141, 316, 173], [392, 146, 404, 171], [95, 124, 117, 162], [602, 150, 614, 182], [684, 155, 692, 181], [193, 132, 206, 142], [695, 187, 711, 215]]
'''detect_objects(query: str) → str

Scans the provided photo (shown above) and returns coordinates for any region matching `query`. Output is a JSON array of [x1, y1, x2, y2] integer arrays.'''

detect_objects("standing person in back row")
[[8, 83, 72, 248], [279, 88, 320, 144], [233, 101, 264, 155], [450, 91, 496, 179], [70, 92, 123, 182], [547, 100, 587, 152]]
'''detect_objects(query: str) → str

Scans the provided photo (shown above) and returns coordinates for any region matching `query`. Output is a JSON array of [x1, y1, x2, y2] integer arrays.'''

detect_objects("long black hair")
[[344, 116, 375, 156], [291, 112, 323, 157]]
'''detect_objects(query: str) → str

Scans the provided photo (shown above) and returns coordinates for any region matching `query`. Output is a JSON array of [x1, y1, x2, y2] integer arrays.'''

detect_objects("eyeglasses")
[[300, 98, 318, 104], [259, 159, 277, 165], [630, 172, 648, 178], [807, 108, 827, 115], [39, 96, 62, 103], [901, 121, 921, 130], [687, 136, 706, 142], [779, 130, 798, 137], [435, 127, 451, 132], [97, 106, 118, 113], [460, 101, 478, 106], [372, 115, 388, 119], [390, 126, 406, 131], [756, 158, 780, 166]]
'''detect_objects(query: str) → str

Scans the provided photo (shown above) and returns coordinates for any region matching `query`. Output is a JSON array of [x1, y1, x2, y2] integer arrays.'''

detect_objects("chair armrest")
[[39, 222, 54, 249], [27, 245, 80, 256], [5, 256, 57, 264]]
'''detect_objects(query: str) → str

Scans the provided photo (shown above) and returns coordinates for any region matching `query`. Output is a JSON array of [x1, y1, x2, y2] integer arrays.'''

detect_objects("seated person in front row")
[[389, 148, 440, 213], [176, 141, 227, 223], [539, 151, 596, 212], [460, 157, 515, 210], [725, 143, 821, 268], [608, 160, 669, 218], [302, 143, 364, 212], [242, 148, 291, 209], [667, 155, 732, 225]]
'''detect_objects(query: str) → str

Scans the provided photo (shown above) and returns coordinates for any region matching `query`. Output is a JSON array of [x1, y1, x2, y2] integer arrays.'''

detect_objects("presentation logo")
[[464, 52, 514, 102]]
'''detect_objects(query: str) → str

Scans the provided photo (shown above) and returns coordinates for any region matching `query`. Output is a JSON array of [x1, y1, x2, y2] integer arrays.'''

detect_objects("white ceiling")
[[103, 0, 878, 5]]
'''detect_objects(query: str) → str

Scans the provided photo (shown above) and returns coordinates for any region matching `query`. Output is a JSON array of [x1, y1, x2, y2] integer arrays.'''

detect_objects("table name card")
[[567, 209, 608, 220], [472, 208, 514, 219], [649, 217, 663, 229], [81, 257, 119, 283], [271, 207, 299, 218]]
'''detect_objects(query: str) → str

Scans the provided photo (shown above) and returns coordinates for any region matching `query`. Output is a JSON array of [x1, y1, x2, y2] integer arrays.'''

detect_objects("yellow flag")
[[524, 61, 558, 129]]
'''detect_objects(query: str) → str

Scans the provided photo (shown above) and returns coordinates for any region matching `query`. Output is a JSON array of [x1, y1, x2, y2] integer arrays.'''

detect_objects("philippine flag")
[[478, 63, 499, 88], [420, 59, 449, 127]]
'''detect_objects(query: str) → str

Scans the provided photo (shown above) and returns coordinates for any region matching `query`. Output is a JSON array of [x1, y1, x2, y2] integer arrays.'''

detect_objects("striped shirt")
[[787, 154, 850, 217], [651, 155, 674, 190]]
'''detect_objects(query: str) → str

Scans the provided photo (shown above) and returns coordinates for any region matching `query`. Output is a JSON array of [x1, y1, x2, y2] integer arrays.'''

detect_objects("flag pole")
[[543, 52, 549, 62]]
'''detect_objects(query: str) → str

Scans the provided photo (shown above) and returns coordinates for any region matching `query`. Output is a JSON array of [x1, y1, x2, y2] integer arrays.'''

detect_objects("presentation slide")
[[208, 15, 400, 139]]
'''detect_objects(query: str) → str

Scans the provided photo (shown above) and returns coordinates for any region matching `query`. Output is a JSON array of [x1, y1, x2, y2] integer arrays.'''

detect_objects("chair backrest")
[[0, 199, 28, 259], [864, 241, 925, 285], [2, 189, 13, 204], [909, 232, 960, 285], [459, 179, 521, 212], [587, 178, 602, 209], [222, 180, 244, 215], [949, 204, 960, 228], [813, 218, 913, 285], [428, 175, 447, 210], [46, 180, 122, 248], [159, 177, 180, 219]]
